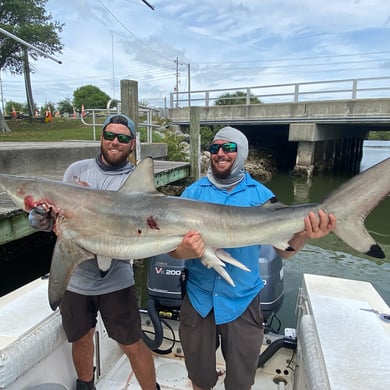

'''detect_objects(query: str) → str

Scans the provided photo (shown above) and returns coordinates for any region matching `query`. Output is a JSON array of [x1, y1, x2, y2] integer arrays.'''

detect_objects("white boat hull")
[[1, 274, 389, 390]]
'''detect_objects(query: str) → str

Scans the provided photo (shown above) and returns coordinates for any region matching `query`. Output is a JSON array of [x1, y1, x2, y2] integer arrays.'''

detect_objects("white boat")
[[1, 269, 390, 390]]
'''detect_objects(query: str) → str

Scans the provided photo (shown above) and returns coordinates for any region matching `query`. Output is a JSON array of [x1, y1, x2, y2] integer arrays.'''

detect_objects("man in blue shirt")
[[170, 126, 336, 390]]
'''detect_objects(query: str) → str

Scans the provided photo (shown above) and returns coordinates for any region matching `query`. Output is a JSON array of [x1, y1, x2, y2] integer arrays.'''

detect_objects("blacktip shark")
[[0, 157, 389, 310]]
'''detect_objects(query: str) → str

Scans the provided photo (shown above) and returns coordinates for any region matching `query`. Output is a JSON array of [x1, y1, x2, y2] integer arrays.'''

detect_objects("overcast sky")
[[1, 0, 390, 109]]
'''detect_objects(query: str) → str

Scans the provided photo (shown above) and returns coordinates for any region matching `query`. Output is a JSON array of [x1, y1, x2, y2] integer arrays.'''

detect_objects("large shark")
[[0, 157, 389, 309]]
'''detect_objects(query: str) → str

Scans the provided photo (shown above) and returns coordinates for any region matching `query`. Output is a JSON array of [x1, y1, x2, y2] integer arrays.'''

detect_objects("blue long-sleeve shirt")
[[181, 172, 275, 325]]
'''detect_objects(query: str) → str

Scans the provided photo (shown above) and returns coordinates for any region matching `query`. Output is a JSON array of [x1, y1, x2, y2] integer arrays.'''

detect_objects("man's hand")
[[304, 209, 336, 239], [169, 230, 205, 260], [28, 206, 54, 232]]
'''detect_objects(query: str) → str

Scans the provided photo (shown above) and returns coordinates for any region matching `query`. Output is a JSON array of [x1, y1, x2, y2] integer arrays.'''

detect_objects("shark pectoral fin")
[[48, 238, 93, 310], [333, 222, 385, 259], [215, 248, 250, 272]]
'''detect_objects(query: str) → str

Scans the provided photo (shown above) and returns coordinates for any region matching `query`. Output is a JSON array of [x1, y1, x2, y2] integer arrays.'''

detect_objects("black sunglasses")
[[102, 130, 132, 144], [209, 142, 237, 154]]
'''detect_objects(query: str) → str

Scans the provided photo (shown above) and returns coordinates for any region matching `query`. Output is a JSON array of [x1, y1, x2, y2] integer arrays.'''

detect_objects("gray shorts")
[[179, 293, 264, 390], [60, 286, 142, 345]]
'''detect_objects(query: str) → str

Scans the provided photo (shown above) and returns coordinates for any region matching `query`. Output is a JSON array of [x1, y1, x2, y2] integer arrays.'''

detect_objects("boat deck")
[[95, 346, 295, 390], [0, 277, 295, 390]]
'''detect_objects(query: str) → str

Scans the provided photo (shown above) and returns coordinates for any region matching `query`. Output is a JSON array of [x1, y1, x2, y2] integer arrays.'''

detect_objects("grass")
[[0, 117, 97, 142]]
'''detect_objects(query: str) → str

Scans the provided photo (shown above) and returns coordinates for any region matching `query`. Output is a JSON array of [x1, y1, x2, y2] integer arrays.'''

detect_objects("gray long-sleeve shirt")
[[62, 156, 135, 295]]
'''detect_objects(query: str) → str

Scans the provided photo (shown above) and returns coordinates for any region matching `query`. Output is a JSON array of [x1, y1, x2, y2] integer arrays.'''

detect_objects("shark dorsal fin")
[[119, 157, 160, 194]]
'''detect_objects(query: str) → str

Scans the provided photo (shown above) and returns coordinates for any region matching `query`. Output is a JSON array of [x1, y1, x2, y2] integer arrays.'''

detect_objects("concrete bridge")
[[168, 77, 390, 175]]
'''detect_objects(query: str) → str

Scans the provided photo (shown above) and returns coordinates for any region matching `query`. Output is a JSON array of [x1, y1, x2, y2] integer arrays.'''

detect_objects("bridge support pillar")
[[293, 141, 315, 177], [289, 123, 367, 176], [289, 123, 318, 176]]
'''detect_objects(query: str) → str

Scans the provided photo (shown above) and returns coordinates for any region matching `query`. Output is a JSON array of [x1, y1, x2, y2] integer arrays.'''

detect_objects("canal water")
[[1, 141, 389, 332], [272, 140, 390, 328]]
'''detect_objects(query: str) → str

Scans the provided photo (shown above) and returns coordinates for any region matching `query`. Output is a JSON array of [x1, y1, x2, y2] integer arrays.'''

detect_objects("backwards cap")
[[103, 114, 136, 137]]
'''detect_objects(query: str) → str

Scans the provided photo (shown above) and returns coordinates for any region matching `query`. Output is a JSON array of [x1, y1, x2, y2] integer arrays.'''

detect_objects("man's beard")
[[102, 148, 129, 167], [211, 160, 232, 179]]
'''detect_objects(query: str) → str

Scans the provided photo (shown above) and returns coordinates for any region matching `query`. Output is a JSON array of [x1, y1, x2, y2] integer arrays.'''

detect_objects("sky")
[[1, 0, 390, 110]]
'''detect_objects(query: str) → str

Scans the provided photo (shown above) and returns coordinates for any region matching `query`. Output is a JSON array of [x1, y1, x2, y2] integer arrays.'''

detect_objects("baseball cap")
[[103, 114, 136, 137]]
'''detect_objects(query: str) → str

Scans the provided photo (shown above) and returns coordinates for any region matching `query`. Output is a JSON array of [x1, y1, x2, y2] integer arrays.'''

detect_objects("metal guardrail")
[[80, 101, 161, 142], [169, 76, 390, 108]]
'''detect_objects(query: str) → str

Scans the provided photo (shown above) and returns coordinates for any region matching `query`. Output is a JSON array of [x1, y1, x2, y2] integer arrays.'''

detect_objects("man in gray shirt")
[[29, 114, 159, 390]]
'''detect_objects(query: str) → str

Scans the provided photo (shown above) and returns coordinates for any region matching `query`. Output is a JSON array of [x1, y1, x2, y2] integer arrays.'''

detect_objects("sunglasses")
[[102, 130, 132, 144], [209, 142, 237, 154]]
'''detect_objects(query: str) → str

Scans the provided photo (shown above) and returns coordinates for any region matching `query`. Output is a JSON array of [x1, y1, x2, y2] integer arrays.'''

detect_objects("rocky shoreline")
[[160, 147, 279, 196]]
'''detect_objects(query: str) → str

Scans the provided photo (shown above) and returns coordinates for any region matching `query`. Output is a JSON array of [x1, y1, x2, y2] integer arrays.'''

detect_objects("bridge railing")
[[169, 76, 390, 108]]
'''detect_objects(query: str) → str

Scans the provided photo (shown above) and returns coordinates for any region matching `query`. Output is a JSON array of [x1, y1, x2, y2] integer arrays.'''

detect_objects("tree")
[[4, 100, 31, 115], [214, 91, 261, 105], [57, 98, 73, 114], [0, 0, 64, 115], [40, 101, 55, 117], [73, 85, 111, 110]]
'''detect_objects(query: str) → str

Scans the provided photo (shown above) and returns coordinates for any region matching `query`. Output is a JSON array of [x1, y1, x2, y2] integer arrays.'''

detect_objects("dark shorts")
[[179, 293, 264, 390], [60, 286, 142, 345]]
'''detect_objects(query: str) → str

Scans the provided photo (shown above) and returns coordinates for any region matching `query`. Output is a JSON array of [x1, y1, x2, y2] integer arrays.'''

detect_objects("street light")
[[0, 26, 62, 64]]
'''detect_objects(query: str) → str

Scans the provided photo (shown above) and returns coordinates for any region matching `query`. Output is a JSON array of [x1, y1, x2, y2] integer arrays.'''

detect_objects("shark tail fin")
[[333, 221, 385, 259], [321, 158, 390, 259]]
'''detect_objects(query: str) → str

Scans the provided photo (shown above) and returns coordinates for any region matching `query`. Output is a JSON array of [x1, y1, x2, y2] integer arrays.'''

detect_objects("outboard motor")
[[146, 253, 185, 318], [258, 245, 284, 321]]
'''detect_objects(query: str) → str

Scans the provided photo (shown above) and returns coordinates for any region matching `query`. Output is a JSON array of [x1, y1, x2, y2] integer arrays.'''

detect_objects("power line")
[[196, 50, 390, 67], [97, 0, 172, 65]]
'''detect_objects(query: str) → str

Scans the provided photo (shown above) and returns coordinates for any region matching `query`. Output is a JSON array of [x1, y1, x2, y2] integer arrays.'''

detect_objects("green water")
[[267, 141, 390, 328]]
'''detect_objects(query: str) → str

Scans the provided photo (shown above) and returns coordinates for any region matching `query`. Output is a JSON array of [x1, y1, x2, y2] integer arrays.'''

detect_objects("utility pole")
[[187, 63, 191, 107], [175, 57, 179, 108], [175, 57, 191, 108], [0, 70, 5, 114]]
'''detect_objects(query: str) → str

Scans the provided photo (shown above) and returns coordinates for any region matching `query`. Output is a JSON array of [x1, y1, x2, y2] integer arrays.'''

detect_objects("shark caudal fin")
[[321, 158, 390, 259]]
